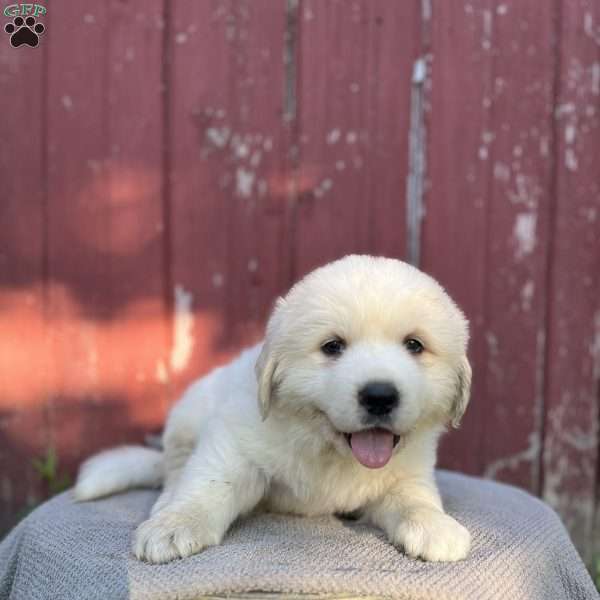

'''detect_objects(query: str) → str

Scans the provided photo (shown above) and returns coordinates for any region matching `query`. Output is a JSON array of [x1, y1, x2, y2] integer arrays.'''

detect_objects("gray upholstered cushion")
[[0, 471, 596, 600]]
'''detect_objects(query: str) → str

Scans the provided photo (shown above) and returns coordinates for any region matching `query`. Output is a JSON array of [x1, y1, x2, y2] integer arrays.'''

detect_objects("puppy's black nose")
[[358, 381, 399, 416]]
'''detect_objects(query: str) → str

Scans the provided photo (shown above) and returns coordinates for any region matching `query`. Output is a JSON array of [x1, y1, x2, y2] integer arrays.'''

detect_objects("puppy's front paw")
[[133, 509, 221, 563], [392, 509, 471, 562]]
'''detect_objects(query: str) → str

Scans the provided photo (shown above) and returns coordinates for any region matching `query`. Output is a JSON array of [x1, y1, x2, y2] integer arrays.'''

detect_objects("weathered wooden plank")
[[45, 0, 169, 473], [542, 0, 600, 562], [424, 1, 556, 492], [167, 0, 290, 395], [474, 1, 556, 492], [422, 0, 496, 477], [292, 0, 421, 277], [0, 12, 48, 529]]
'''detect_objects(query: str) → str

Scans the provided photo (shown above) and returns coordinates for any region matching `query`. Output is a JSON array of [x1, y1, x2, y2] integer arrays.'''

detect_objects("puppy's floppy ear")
[[450, 356, 472, 428], [255, 296, 286, 420], [255, 343, 277, 421]]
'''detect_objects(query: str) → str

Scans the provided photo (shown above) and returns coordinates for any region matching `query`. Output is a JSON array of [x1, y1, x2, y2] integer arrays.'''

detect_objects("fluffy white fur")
[[75, 255, 472, 564]]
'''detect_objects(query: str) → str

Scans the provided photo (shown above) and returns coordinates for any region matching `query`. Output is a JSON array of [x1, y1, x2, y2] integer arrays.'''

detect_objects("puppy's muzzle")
[[358, 381, 399, 416]]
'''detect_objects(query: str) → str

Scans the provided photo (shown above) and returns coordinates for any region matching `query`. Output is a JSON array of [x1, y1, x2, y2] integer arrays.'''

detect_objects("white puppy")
[[75, 255, 472, 564]]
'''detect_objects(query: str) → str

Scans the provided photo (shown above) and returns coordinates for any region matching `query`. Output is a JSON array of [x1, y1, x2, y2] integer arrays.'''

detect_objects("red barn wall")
[[0, 0, 598, 560]]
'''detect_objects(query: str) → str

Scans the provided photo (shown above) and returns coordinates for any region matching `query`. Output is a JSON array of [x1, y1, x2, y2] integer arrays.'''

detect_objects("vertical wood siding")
[[0, 0, 598, 560]]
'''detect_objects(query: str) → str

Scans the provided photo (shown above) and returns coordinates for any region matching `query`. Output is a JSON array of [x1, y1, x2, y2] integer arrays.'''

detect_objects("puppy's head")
[[256, 255, 471, 468]]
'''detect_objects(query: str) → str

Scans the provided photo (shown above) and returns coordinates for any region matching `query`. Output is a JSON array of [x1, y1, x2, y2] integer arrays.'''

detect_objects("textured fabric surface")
[[0, 471, 596, 600]]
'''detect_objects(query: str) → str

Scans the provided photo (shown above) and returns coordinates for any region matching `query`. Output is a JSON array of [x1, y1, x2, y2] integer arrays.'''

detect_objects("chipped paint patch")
[[484, 432, 540, 479], [584, 12, 600, 46], [565, 123, 576, 144], [493, 161, 511, 182], [61, 95, 73, 111], [542, 388, 599, 556], [313, 178, 333, 199], [236, 167, 255, 198], [565, 148, 578, 171], [326, 129, 340, 144], [249, 151, 262, 168], [205, 126, 230, 149], [513, 212, 537, 258], [234, 142, 249, 159], [155, 360, 169, 383], [591, 62, 600, 95], [406, 56, 428, 267], [481, 9, 493, 51], [422, 0, 431, 20], [520, 280, 535, 311], [170, 285, 194, 373], [212, 273, 225, 288], [508, 174, 541, 209]]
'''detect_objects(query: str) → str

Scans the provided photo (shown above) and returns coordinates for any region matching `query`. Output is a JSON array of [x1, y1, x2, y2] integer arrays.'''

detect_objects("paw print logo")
[[4, 16, 45, 48]]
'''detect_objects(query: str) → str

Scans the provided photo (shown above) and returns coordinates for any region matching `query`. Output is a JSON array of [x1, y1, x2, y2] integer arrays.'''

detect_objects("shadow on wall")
[[0, 152, 334, 532], [0, 396, 157, 533], [0, 280, 263, 530], [2, 152, 316, 320]]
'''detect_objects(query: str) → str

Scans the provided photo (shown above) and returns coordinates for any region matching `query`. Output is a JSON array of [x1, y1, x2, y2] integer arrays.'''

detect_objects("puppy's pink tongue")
[[349, 428, 394, 468]]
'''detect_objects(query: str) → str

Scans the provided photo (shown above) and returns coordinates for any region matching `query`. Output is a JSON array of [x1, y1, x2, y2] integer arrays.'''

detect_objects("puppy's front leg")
[[150, 433, 196, 516], [366, 477, 471, 562], [134, 435, 267, 564]]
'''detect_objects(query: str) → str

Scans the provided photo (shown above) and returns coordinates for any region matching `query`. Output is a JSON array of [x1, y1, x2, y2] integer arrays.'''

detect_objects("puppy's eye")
[[404, 337, 424, 354], [321, 338, 346, 357]]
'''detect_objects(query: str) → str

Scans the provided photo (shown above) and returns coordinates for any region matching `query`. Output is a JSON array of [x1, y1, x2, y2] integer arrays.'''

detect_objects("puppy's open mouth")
[[343, 429, 401, 469]]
